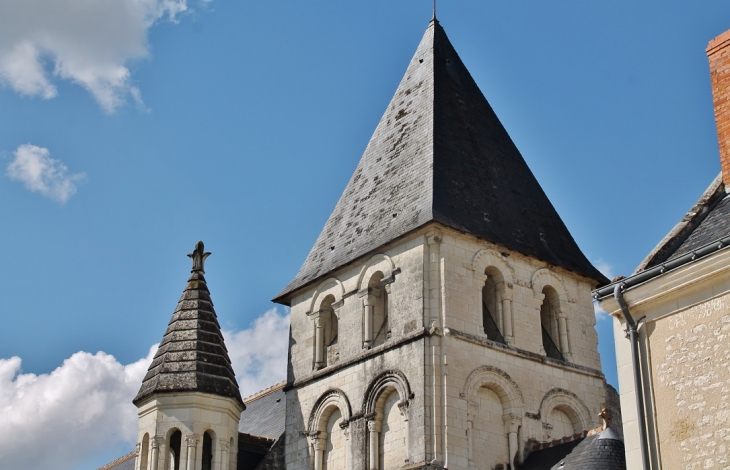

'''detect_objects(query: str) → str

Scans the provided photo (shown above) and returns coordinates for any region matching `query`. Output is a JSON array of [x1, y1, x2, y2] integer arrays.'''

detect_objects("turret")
[[133, 241, 244, 470]]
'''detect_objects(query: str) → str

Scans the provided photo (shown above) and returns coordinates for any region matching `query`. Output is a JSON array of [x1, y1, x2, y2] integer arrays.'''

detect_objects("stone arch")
[[471, 249, 514, 290], [307, 389, 353, 434], [307, 278, 345, 316], [201, 429, 216, 470], [362, 370, 413, 468], [356, 253, 397, 291], [539, 388, 593, 434], [362, 370, 414, 416], [460, 366, 525, 417], [531, 268, 569, 303]]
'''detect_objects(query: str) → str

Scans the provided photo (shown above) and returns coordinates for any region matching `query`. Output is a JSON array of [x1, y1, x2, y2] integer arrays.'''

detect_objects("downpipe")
[[614, 284, 650, 470]]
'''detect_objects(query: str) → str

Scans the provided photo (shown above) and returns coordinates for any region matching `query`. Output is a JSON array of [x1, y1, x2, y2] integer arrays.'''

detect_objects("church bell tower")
[[274, 18, 617, 470]]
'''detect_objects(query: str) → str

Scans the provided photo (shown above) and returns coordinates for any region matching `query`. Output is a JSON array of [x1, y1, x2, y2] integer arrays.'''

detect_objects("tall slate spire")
[[134, 241, 243, 407], [275, 20, 607, 303]]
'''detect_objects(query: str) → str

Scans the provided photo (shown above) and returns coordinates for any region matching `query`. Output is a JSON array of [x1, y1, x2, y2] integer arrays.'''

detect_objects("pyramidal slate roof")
[[275, 20, 607, 302], [134, 241, 243, 407]]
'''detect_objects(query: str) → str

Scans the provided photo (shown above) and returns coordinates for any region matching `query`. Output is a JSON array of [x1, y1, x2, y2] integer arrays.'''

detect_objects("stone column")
[[398, 401, 411, 464], [503, 415, 521, 467], [360, 288, 380, 349], [314, 314, 325, 369], [473, 272, 488, 334], [218, 439, 229, 470], [150, 437, 163, 470], [502, 297, 514, 344], [557, 312, 572, 362], [313, 436, 326, 470], [368, 420, 380, 470], [185, 435, 199, 470]]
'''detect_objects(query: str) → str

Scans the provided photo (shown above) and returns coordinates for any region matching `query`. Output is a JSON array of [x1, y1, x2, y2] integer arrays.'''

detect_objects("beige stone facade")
[[285, 223, 616, 470], [599, 247, 730, 470]]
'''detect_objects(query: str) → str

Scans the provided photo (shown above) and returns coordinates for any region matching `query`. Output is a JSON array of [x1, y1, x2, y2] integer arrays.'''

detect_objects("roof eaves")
[[593, 232, 730, 300]]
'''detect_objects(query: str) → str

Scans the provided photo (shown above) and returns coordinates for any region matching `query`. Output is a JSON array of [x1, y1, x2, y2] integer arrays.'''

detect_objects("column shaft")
[[502, 299, 513, 343]]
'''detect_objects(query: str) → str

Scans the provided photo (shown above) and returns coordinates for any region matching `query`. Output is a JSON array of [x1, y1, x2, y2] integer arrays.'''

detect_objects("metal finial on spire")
[[188, 240, 211, 274], [433, 0, 437, 20]]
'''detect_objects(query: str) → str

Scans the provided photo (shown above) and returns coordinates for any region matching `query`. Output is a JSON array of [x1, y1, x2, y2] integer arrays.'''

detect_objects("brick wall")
[[707, 29, 730, 187]]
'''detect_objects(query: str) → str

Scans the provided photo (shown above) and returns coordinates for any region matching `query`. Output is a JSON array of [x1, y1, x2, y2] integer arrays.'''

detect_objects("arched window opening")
[[548, 407, 575, 440], [482, 269, 504, 343], [540, 287, 564, 361], [168, 430, 182, 470], [202, 431, 214, 470], [139, 433, 150, 470], [364, 272, 389, 349], [314, 295, 337, 369]]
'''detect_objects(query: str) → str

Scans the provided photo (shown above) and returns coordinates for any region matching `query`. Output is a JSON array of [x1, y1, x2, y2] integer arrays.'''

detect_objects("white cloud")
[[0, 307, 289, 470], [594, 259, 616, 281], [7, 144, 85, 203], [0, 346, 156, 470], [594, 300, 610, 322], [0, 0, 204, 112], [225, 307, 291, 398]]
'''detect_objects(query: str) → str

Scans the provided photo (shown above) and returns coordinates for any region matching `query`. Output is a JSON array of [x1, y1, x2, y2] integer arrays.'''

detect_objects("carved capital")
[[312, 436, 326, 451], [135, 442, 141, 454], [367, 420, 381, 433], [426, 230, 443, 245], [219, 439, 230, 451], [397, 400, 410, 417], [473, 272, 488, 283], [185, 434, 200, 446], [502, 413, 522, 434], [151, 436, 164, 449]]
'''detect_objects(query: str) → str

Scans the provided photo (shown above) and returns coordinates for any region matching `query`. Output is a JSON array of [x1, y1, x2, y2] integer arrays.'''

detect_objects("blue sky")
[[0, 1, 728, 469]]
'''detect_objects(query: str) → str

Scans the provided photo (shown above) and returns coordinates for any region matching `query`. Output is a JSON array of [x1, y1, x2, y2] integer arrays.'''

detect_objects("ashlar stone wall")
[[283, 223, 614, 470]]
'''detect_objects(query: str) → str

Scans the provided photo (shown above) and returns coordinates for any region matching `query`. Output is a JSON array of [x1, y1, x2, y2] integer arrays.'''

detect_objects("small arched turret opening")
[[202, 430, 215, 470], [540, 286, 564, 361], [139, 433, 150, 470], [482, 267, 505, 343], [167, 429, 182, 470]]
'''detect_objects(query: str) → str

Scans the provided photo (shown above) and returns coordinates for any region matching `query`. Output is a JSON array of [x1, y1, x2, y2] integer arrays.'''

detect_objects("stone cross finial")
[[187, 240, 211, 274], [599, 407, 613, 430]]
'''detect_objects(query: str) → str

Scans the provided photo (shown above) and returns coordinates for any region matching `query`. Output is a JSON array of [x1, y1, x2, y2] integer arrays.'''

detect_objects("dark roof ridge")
[[243, 380, 287, 403], [635, 173, 725, 273], [96, 452, 136, 470]]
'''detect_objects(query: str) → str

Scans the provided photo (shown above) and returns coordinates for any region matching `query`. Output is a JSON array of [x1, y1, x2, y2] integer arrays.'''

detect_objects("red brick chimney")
[[708, 30, 730, 188]]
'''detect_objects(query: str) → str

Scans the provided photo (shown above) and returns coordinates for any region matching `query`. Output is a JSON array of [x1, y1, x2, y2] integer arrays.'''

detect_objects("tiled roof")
[[669, 193, 730, 259], [636, 174, 726, 272], [275, 19, 607, 303], [521, 429, 626, 470], [238, 381, 286, 440], [134, 242, 243, 407], [97, 451, 136, 470]]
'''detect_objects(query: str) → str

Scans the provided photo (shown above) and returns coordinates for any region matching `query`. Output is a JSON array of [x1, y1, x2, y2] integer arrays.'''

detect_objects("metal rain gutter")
[[593, 234, 730, 301]]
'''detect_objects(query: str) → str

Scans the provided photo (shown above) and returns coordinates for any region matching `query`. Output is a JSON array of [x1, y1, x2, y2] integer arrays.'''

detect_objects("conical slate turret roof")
[[275, 20, 607, 303], [134, 241, 243, 407]]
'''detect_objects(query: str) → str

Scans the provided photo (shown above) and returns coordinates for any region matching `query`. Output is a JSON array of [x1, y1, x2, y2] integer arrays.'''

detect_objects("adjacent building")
[[595, 28, 730, 470]]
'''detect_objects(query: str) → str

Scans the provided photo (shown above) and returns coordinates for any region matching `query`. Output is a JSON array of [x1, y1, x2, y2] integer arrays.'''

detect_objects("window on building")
[[168, 430, 182, 470], [201, 431, 213, 470], [540, 287, 564, 361], [482, 275, 504, 343]]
